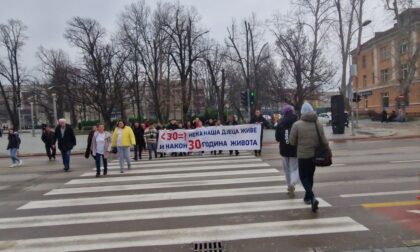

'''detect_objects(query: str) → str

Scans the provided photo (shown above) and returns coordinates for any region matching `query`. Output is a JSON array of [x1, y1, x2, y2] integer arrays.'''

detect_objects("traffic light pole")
[[247, 88, 251, 121]]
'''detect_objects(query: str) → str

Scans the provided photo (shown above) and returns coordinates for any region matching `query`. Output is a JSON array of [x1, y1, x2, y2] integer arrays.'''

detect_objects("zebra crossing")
[[0, 152, 368, 251]]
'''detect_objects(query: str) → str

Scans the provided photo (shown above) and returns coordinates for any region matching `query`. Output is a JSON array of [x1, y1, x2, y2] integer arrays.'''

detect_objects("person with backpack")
[[7, 129, 22, 167], [275, 105, 299, 198], [41, 125, 56, 161]]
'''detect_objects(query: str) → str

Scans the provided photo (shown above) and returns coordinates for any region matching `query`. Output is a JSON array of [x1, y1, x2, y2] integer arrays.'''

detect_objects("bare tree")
[[383, 0, 419, 116], [0, 19, 27, 130], [226, 14, 270, 113], [162, 3, 208, 122], [64, 17, 127, 128]]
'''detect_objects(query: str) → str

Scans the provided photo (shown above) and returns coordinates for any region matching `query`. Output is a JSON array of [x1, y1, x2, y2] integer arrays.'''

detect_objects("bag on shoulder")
[[314, 121, 332, 167]]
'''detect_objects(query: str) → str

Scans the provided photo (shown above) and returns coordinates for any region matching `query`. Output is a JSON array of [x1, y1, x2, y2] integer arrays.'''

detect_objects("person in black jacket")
[[7, 129, 22, 167], [275, 105, 299, 197], [54, 119, 76, 172], [41, 126, 56, 161], [132, 122, 145, 160], [250, 110, 268, 156], [85, 125, 97, 159], [227, 115, 239, 156]]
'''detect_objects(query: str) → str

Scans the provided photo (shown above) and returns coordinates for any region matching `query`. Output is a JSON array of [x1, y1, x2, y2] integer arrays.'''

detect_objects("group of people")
[[275, 102, 330, 213], [381, 109, 406, 123]]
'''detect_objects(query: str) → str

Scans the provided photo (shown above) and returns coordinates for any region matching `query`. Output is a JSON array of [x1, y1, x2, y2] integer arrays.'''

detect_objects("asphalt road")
[[0, 138, 419, 252]]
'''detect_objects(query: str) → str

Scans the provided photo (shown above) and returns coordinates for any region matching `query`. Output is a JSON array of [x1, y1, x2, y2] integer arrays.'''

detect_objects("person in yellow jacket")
[[111, 120, 136, 173]]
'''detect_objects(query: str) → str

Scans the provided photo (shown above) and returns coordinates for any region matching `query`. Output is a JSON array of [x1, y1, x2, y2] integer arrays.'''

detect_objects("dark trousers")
[[229, 150, 239, 155], [298, 158, 316, 201], [147, 143, 157, 159], [61, 149, 71, 170], [255, 131, 263, 155], [45, 145, 56, 159], [95, 153, 108, 174], [134, 144, 143, 160]]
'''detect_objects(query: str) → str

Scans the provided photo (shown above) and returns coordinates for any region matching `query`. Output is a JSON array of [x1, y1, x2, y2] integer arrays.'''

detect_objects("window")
[[381, 47, 388, 60], [365, 98, 368, 110], [372, 73, 375, 84], [401, 64, 409, 80], [381, 69, 389, 83], [363, 75, 367, 88], [400, 41, 408, 54], [362, 56, 367, 68], [382, 92, 389, 108]]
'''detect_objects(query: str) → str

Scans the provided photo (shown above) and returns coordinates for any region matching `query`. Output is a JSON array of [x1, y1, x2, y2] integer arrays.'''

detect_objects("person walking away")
[[227, 115, 239, 156], [290, 102, 330, 212], [85, 125, 97, 159], [54, 119, 76, 172], [112, 120, 136, 173], [41, 126, 56, 161], [381, 110, 388, 123], [144, 124, 158, 160], [250, 110, 268, 156], [133, 122, 146, 160], [275, 105, 299, 198], [156, 122, 164, 158], [7, 129, 22, 167], [91, 124, 111, 177]]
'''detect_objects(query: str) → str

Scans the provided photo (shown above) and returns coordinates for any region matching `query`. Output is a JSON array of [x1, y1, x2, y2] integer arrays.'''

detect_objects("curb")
[[0, 151, 85, 159]]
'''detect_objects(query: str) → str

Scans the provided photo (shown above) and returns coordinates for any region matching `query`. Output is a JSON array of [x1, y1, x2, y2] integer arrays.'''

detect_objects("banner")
[[157, 124, 262, 153]]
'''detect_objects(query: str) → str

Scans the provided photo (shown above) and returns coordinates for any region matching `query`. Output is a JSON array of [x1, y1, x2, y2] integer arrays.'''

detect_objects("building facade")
[[351, 8, 420, 115]]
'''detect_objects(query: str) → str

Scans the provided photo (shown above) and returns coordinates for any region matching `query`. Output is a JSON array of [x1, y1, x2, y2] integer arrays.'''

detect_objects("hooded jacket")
[[7, 132, 21, 150], [289, 112, 329, 159], [275, 113, 298, 157]]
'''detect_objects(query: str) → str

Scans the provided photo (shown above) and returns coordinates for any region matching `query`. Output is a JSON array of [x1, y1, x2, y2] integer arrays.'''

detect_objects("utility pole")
[[30, 102, 35, 137], [247, 88, 251, 122], [52, 93, 57, 125]]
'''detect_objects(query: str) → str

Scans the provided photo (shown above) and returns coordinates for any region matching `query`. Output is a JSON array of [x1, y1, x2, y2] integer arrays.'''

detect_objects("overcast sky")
[[0, 0, 403, 78]]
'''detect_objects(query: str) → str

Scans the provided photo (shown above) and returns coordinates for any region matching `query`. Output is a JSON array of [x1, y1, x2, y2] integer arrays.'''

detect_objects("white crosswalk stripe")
[[108, 153, 255, 164], [2, 154, 369, 251]]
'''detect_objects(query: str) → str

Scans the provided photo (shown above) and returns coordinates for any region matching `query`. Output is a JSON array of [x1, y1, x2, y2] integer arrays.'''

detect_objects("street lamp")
[[348, 19, 372, 136]]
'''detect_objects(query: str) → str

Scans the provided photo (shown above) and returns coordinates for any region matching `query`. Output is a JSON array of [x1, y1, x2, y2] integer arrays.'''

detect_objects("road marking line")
[[0, 217, 368, 252], [19, 185, 296, 210], [389, 160, 420, 164], [407, 210, 420, 215], [67, 168, 281, 185], [362, 200, 420, 208], [85, 162, 269, 176], [105, 158, 263, 169], [341, 190, 420, 198], [45, 176, 283, 195], [331, 164, 345, 167], [0, 199, 330, 229], [108, 154, 255, 164]]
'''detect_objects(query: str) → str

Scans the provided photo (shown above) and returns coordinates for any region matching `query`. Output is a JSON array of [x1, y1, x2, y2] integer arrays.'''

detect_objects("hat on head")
[[282, 105, 295, 116], [300, 102, 314, 114]]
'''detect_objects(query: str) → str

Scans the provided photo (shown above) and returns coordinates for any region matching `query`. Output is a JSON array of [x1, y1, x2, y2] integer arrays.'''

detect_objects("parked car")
[[318, 112, 332, 126]]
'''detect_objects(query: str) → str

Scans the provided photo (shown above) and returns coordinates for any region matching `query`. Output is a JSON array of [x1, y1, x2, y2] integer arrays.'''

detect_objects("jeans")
[[134, 144, 143, 160], [147, 143, 157, 159], [298, 158, 316, 202], [283, 157, 299, 186], [9, 148, 20, 164], [45, 145, 56, 159], [95, 153, 108, 174], [117, 146, 131, 172], [61, 149, 71, 170]]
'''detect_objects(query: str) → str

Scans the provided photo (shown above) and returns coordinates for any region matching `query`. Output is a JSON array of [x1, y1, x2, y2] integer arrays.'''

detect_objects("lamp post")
[[52, 93, 57, 125], [30, 102, 35, 137]]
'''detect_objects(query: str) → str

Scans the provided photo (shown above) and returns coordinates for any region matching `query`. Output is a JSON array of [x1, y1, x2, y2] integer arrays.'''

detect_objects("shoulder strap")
[[314, 121, 324, 147]]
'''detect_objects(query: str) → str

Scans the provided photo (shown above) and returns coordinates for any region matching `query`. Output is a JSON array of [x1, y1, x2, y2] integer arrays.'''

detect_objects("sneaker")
[[9, 164, 16, 168], [95, 173, 100, 178], [120, 171, 124, 174], [303, 199, 311, 205], [103, 171, 107, 175], [18, 160, 23, 166], [287, 185, 295, 198], [311, 199, 319, 213]]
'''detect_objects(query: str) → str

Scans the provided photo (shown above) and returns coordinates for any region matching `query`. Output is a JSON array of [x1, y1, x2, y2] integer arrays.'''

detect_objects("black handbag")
[[314, 121, 332, 167]]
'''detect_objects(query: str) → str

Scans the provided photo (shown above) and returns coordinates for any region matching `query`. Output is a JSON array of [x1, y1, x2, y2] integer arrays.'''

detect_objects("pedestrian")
[[0, 128, 2, 137], [215, 120, 223, 155], [144, 124, 158, 160], [111, 120, 136, 173], [156, 122, 164, 158], [167, 119, 179, 157], [227, 115, 239, 156], [290, 102, 330, 212], [250, 110, 268, 156], [85, 125, 97, 159], [275, 105, 299, 198], [7, 129, 22, 168], [133, 122, 145, 160], [381, 110, 388, 123], [54, 119, 77, 172], [41, 125, 56, 161], [91, 124, 111, 177]]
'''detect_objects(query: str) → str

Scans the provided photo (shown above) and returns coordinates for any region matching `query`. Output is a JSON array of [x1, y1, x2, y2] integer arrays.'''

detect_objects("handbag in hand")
[[314, 121, 332, 167]]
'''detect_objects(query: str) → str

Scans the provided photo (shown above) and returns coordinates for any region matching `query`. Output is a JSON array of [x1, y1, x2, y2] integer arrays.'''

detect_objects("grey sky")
[[0, 0, 400, 78]]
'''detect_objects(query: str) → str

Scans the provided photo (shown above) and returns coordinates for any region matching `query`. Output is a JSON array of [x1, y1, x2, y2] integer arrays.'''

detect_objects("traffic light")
[[249, 91, 255, 106], [352, 92, 361, 102], [240, 90, 249, 107]]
